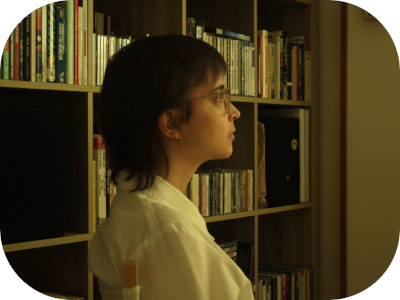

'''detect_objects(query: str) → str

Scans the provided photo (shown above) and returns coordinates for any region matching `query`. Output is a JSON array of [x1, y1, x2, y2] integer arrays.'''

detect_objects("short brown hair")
[[100, 35, 227, 191]]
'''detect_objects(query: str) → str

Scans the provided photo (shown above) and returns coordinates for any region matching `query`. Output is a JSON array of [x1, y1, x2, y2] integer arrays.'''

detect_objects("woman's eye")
[[216, 95, 223, 102]]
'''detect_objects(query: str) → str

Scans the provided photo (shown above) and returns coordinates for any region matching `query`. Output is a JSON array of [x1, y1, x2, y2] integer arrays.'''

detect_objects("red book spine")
[[74, 0, 79, 84]]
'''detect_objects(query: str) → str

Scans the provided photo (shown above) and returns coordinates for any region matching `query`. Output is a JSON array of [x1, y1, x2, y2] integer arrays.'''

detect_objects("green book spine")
[[2, 38, 9, 80]]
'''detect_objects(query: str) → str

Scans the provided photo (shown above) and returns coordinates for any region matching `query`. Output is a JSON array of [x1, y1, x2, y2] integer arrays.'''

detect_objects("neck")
[[154, 146, 201, 195]]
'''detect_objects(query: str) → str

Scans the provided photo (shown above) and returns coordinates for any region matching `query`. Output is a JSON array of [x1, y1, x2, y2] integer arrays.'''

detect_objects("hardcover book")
[[56, 5, 66, 83]]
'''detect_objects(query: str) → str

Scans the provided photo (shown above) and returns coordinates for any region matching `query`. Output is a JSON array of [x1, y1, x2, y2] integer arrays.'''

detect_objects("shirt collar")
[[116, 171, 209, 234]]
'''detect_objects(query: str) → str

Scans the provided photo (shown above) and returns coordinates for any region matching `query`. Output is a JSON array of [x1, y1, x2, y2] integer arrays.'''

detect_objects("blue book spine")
[[56, 6, 66, 83]]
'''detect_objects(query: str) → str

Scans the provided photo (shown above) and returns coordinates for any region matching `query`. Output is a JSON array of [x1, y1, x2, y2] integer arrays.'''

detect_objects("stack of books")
[[218, 240, 239, 261]]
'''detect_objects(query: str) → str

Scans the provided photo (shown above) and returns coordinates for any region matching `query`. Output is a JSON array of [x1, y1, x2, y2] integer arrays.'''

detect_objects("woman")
[[88, 34, 254, 300]]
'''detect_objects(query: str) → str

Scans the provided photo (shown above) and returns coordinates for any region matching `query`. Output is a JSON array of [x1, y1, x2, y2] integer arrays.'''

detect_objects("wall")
[[346, 3, 400, 297], [319, 1, 400, 299]]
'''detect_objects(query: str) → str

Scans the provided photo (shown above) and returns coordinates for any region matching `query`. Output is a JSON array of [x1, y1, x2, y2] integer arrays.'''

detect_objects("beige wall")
[[319, 1, 400, 299], [346, 3, 400, 297]]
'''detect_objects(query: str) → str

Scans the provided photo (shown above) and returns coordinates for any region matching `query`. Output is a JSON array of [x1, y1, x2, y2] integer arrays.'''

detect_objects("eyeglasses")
[[186, 88, 231, 114]]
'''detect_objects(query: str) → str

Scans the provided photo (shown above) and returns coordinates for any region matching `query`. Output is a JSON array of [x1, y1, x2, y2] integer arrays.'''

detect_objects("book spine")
[[13, 24, 20, 80], [304, 51, 311, 102], [9, 31, 14, 80], [82, 0, 88, 85], [0, 51, 3, 79], [56, 5, 66, 83], [41, 4, 47, 82], [93, 136, 107, 226], [19, 21, 24, 80], [78, 6, 83, 85], [31, 10, 36, 82], [47, 3, 56, 82], [66, 0, 74, 84], [186, 17, 196, 37], [74, 0, 79, 84], [92, 32, 96, 86], [2, 38, 10, 80], [23, 14, 31, 81], [8, 31, 14, 80], [36, 7, 42, 82]]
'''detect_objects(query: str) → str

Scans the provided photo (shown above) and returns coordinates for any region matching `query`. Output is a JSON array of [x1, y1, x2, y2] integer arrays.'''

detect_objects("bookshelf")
[[1, 0, 319, 299]]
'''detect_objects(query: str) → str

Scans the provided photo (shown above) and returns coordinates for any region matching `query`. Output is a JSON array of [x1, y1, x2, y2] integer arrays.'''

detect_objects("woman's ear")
[[158, 110, 182, 141]]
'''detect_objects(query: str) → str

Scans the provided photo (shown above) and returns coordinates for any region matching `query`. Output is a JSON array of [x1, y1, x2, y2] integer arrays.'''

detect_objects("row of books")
[[258, 30, 312, 101], [0, 1, 133, 86], [186, 18, 311, 101], [258, 266, 312, 300], [0, 0, 88, 84], [187, 169, 254, 217], [187, 17, 256, 97], [93, 34, 134, 86], [93, 137, 255, 226]]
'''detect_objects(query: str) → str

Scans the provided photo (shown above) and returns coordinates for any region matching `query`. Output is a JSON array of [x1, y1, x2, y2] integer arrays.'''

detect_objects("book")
[[31, 10, 36, 82], [41, 4, 47, 82], [9, 31, 14, 80], [74, 0, 79, 84], [186, 17, 196, 37], [82, 0, 88, 85], [93, 135, 107, 226], [0, 52, 3, 79], [2, 37, 10, 79], [205, 27, 251, 41], [257, 29, 268, 98], [78, 6, 83, 84], [23, 14, 31, 81], [47, 3, 56, 82], [66, 0, 74, 84], [304, 50, 311, 101], [19, 20, 24, 79], [36, 7, 43, 82], [56, 5, 66, 83], [13, 24, 20, 80], [289, 36, 305, 101]]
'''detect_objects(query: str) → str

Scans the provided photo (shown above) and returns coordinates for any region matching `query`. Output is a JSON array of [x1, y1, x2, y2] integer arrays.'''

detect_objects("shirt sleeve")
[[135, 222, 254, 300]]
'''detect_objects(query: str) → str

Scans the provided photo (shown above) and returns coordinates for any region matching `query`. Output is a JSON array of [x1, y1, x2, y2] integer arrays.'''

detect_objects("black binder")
[[260, 117, 300, 207]]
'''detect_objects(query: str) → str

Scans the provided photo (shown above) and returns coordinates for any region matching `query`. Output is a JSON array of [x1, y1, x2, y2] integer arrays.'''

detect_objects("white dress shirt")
[[88, 172, 254, 300]]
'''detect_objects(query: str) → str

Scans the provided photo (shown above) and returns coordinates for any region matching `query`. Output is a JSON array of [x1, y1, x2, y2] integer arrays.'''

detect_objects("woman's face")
[[179, 75, 241, 164]]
